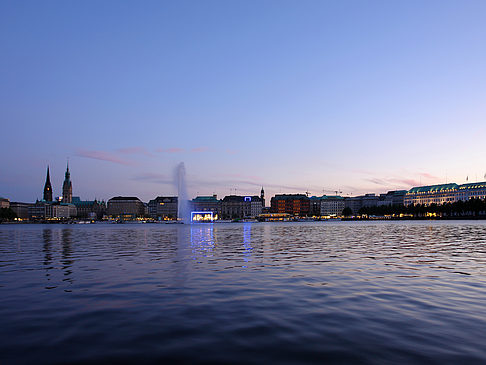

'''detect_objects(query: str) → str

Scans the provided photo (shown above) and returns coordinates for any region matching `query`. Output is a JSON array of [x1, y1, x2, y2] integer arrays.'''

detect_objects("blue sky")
[[1, 0, 486, 203]]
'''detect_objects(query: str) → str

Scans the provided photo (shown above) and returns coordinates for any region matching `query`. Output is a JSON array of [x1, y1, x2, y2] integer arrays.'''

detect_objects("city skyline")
[[7, 160, 486, 205], [2, 1, 486, 202]]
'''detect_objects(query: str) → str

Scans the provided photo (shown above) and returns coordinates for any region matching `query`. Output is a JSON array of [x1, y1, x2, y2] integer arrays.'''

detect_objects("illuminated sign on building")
[[244, 197, 251, 202], [191, 211, 214, 223]]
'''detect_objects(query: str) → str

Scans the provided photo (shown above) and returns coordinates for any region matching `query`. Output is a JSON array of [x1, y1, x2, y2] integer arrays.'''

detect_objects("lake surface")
[[1, 221, 486, 364]]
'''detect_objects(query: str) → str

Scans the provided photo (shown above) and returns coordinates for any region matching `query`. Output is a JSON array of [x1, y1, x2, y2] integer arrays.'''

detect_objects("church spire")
[[62, 160, 72, 203], [65, 160, 70, 180], [43, 165, 53, 202]]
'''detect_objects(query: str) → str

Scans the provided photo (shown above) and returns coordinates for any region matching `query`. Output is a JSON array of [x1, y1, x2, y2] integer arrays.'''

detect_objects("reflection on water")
[[42, 228, 52, 281], [242, 223, 252, 267], [41, 228, 74, 290], [1, 221, 486, 364], [61, 229, 73, 289], [190, 224, 215, 260]]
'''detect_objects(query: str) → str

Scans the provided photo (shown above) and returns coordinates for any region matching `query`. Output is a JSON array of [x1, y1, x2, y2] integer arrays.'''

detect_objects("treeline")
[[357, 198, 486, 218], [0, 208, 17, 222]]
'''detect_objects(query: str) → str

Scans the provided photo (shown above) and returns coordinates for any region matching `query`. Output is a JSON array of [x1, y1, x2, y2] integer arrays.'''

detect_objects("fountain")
[[174, 162, 190, 223]]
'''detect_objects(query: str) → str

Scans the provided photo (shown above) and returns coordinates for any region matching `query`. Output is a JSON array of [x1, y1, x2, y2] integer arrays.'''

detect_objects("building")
[[456, 182, 486, 202], [107, 196, 145, 218], [0, 197, 9, 209], [9, 202, 32, 219], [404, 183, 458, 206], [344, 194, 379, 214], [404, 182, 486, 206], [72, 197, 106, 219], [148, 196, 178, 220], [28, 201, 77, 219], [221, 195, 263, 219], [29, 201, 53, 220], [62, 162, 73, 203], [52, 203, 77, 218], [250, 196, 263, 217], [309, 196, 322, 216], [43, 166, 53, 202], [191, 195, 222, 218], [320, 196, 345, 216], [377, 190, 407, 207], [270, 194, 310, 216]]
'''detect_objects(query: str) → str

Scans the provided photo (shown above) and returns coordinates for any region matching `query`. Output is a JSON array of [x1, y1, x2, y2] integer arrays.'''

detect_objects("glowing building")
[[404, 182, 486, 206], [270, 194, 310, 216]]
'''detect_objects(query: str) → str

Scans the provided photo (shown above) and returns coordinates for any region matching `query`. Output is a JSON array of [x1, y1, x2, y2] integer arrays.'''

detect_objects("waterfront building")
[[107, 196, 145, 218], [221, 195, 262, 219], [28, 201, 77, 219], [377, 190, 407, 207], [148, 196, 178, 219], [72, 197, 106, 219], [404, 184, 458, 206], [62, 162, 73, 203], [320, 196, 345, 216], [270, 194, 310, 216], [309, 196, 322, 216], [456, 182, 486, 202], [250, 196, 263, 217], [52, 203, 77, 218], [43, 166, 53, 202], [29, 201, 53, 220], [404, 182, 486, 206], [344, 194, 379, 214], [9, 202, 32, 219], [0, 197, 9, 209], [191, 195, 222, 218]]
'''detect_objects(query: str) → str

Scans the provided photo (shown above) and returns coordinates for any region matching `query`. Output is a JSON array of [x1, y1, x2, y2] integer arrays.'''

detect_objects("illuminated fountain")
[[175, 162, 190, 223]]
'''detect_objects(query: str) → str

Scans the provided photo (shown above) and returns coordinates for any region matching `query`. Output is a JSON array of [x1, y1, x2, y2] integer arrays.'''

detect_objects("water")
[[2, 221, 486, 364]]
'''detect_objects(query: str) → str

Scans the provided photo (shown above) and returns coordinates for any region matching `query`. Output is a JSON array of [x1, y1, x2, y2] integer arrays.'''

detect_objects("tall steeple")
[[260, 187, 265, 207], [43, 166, 53, 202], [62, 161, 72, 203]]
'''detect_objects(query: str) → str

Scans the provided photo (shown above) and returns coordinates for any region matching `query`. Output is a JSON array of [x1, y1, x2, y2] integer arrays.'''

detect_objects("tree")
[[0, 208, 17, 222], [342, 207, 352, 217]]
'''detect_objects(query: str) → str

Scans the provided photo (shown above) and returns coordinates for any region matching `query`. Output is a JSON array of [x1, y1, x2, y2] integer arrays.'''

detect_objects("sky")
[[1, 0, 486, 203]]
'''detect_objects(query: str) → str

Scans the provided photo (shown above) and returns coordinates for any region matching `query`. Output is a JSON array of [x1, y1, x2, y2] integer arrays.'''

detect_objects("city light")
[[191, 211, 214, 223]]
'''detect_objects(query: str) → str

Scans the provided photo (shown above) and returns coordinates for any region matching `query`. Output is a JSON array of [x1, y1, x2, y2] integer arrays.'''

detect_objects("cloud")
[[225, 149, 238, 155], [132, 173, 172, 185], [191, 146, 210, 153], [76, 149, 134, 166], [156, 147, 185, 153], [366, 177, 421, 187], [117, 147, 153, 157], [418, 172, 440, 181]]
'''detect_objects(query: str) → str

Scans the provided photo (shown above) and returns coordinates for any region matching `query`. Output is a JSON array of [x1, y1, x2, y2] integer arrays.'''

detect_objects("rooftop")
[[192, 196, 220, 202], [408, 183, 458, 194], [272, 194, 309, 200], [458, 182, 486, 190], [108, 196, 142, 202]]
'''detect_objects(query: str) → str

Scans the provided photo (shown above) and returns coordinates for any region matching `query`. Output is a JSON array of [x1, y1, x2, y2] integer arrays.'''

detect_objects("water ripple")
[[2, 221, 486, 364]]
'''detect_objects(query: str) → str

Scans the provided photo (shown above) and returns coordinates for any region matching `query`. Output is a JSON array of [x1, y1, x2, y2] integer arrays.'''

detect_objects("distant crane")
[[322, 189, 343, 196]]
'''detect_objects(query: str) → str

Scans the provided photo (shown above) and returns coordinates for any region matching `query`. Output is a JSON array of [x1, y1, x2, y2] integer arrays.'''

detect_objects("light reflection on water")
[[1, 221, 486, 364]]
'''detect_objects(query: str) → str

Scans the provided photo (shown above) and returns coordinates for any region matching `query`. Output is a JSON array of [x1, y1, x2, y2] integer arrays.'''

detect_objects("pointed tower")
[[62, 161, 72, 203], [260, 187, 265, 207], [43, 166, 53, 202]]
